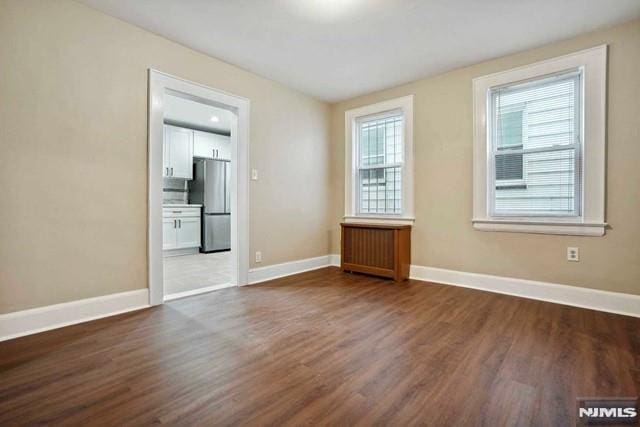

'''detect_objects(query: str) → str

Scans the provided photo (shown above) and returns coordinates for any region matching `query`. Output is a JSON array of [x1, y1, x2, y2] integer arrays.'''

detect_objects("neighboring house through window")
[[473, 46, 607, 236], [495, 107, 524, 183]]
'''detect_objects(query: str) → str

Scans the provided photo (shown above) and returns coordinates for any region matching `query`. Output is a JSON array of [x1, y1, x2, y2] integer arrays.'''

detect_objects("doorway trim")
[[148, 69, 250, 305]]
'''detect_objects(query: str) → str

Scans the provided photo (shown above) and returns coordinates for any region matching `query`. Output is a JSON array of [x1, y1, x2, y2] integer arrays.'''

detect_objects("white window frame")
[[472, 46, 607, 236], [345, 95, 414, 224]]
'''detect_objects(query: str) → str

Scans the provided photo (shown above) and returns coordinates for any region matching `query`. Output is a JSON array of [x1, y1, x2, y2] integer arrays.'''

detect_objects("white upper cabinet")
[[163, 125, 194, 179], [193, 130, 231, 160]]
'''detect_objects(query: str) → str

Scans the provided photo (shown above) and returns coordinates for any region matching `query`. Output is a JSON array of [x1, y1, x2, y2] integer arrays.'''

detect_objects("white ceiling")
[[80, 0, 640, 102], [164, 93, 232, 134]]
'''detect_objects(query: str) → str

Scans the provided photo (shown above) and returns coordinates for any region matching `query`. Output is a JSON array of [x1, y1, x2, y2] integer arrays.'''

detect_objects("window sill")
[[472, 219, 606, 236], [344, 215, 415, 226]]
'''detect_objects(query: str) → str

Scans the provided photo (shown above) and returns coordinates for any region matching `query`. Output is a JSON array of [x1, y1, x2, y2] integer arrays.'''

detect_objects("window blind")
[[490, 70, 582, 216], [357, 113, 403, 214]]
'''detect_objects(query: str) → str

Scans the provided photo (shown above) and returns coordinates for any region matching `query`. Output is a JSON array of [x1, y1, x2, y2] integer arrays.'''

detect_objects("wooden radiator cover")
[[340, 223, 411, 281]]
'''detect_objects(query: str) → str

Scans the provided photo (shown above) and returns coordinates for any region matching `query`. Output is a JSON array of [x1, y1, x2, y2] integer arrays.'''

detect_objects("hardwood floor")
[[1, 267, 638, 426]]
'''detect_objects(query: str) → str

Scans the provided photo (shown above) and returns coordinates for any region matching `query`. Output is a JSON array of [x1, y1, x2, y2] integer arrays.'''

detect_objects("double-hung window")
[[357, 113, 403, 214], [490, 71, 582, 216], [345, 96, 414, 223], [473, 46, 607, 236]]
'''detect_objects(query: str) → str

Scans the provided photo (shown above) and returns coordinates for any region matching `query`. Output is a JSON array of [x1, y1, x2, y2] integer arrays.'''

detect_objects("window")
[[490, 71, 581, 216], [473, 46, 607, 236], [345, 96, 414, 223], [357, 113, 403, 214]]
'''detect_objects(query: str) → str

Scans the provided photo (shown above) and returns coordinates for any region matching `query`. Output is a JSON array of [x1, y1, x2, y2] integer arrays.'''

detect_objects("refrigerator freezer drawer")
[[203, 214, 231, 252]]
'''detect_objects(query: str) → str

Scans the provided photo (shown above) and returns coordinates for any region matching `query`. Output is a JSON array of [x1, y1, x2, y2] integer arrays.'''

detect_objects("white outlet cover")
[[567, 247, 579, 261], [255, 251, 262, 262], [251, 169, 259, 181]]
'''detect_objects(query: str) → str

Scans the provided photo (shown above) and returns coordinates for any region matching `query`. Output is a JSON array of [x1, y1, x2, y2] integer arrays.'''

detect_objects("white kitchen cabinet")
[[175, 217, 201, 248], [163, 218, 179, 250], [193, 130, 231, 160], [163, 207, 201, 252], [164, 125, 194, 179]]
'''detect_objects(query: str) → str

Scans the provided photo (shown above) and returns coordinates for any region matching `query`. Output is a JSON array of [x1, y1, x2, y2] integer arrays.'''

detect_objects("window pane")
[[359, 166, 402, 214], [495, 148, 576, 213], [494, 74, 578, 151], [359, 115, 403, 167], [497, 110, 523, 149]]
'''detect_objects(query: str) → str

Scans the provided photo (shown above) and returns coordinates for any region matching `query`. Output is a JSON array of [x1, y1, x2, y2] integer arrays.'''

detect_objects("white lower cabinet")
[[176, 217, 201, 248], [163, 207, 201, 251], [163, 218, 179, 250]]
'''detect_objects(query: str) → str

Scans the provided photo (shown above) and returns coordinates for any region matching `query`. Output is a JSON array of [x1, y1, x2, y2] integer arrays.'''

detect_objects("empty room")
[[1, 0, 639, 425]]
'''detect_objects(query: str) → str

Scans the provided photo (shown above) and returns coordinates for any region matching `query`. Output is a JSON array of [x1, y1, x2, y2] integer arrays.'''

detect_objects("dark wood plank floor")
[[1, 267, 638, 426]]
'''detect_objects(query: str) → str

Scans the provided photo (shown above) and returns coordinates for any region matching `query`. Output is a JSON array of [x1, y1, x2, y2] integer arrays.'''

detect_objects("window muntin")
[[357, 112, 403, 215], [489, 70, 582, 217]]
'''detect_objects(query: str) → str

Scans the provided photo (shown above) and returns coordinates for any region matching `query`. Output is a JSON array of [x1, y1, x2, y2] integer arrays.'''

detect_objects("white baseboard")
[[248, 255, 335, 285], [5, 257, 634, 343], [410, 265, 640, 318], [329, 254, 341, 267], [164, 283, 234, 301], [328, 254, 638, 317], [0, 289, 150, 342]]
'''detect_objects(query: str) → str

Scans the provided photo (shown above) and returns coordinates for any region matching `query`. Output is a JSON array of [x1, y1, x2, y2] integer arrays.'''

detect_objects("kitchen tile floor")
[[164, 251, 231, 296]]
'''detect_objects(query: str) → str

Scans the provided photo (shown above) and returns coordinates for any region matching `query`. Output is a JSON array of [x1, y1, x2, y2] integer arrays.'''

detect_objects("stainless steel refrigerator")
[[190, 159, 231, 252]]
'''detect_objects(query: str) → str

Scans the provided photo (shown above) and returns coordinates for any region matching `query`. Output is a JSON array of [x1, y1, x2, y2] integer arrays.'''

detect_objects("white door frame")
[[148, 69, 250, 305]]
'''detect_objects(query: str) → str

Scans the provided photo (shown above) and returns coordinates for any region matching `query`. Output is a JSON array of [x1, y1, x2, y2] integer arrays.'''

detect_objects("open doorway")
[[148, 70, 249, 306], [163, 95, 233, 299]]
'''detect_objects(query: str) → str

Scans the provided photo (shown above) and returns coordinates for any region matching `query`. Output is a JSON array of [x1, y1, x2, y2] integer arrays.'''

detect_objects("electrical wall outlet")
[[567, 247, 579, 262], [251, 169, 259, 181], [255, 251, 262, 263]]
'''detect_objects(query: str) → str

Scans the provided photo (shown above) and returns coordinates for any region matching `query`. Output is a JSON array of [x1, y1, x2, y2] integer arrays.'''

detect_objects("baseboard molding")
[[5, 258, 634, 342], [329, 254, 341, 267], [328, 254, 638, 317], [164, 283, 234, 301], [0, 289, 150, 342], [248, 255, 335, 285], [410, 265, 640, 318]]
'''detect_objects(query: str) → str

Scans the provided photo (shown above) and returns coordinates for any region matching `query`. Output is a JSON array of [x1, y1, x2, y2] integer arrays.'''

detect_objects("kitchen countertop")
[[163, 204, 202, 208]]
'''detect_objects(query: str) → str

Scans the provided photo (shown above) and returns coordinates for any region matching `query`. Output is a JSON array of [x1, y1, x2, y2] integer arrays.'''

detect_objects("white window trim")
[[344, 95, 414, 225], [472, 46, 607, 236]]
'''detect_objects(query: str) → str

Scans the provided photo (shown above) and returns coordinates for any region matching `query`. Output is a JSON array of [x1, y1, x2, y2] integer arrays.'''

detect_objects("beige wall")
[[330, 19, 640, 296], [1, 1, 637, 315], [0, 0, 331, 313]]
